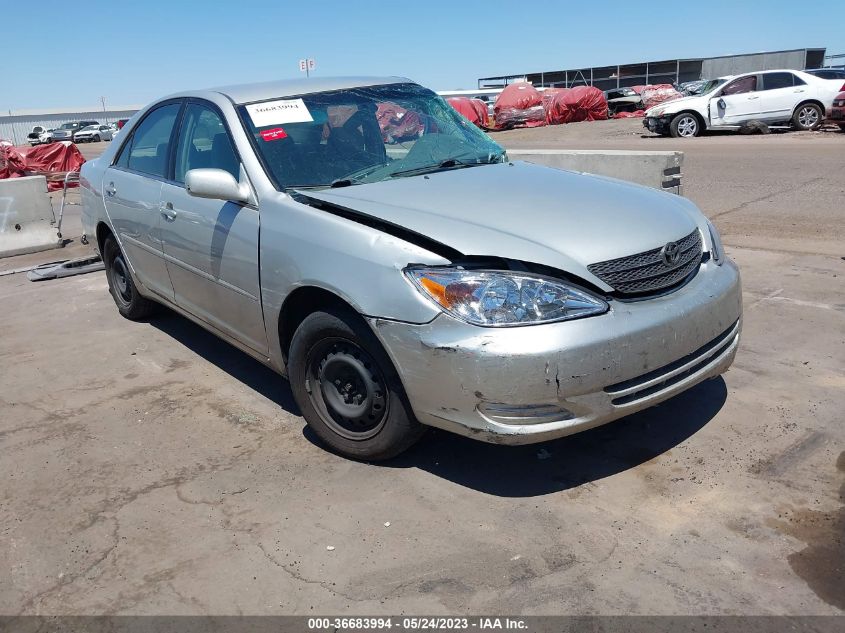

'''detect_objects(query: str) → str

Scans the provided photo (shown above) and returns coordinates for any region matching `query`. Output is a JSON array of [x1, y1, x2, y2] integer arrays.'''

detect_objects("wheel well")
[[793, 99, 825, 115], [278, 286, 361, 363], [95, 222, 114, 254], [673, 110, 706, 128]]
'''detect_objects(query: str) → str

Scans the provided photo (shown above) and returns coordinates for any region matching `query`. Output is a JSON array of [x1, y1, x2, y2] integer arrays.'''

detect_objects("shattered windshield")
[[699, 78, 729, 95], [238, 83, 505, 190]]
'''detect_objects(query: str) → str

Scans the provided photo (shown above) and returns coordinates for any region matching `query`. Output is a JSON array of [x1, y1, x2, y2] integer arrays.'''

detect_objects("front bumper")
[[369, 259, 742, 445], [644, 115, 671, 134]]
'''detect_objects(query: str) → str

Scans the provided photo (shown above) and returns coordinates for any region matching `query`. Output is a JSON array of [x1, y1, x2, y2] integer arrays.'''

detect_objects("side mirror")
[[717, 98, 726, 110], [185, 168, 250, 203]]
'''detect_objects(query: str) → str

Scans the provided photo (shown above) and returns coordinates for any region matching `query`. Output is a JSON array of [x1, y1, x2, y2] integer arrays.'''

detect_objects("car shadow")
[[149, 309, 726, 497], [375, 376, 728, 497], [148, 310, 300, 415]]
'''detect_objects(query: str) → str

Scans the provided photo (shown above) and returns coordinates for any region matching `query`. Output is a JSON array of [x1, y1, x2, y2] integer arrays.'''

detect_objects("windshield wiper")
[[389, 158, 481, 179]]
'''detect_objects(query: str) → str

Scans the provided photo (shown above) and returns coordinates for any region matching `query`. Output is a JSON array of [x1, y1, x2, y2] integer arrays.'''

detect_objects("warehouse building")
[[478, 48, 828, 90], [0, 105, 140, 146]]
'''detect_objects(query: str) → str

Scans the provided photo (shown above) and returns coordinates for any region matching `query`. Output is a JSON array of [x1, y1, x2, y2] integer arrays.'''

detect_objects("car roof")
[[206, 76, 413, 105]]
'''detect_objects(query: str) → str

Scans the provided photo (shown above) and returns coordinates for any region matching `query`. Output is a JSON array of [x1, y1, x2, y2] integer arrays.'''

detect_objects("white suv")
[[644, 69, 844, 137]]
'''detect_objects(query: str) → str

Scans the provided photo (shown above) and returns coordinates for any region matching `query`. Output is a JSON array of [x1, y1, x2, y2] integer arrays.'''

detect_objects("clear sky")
[[3, 0, 842, 111]]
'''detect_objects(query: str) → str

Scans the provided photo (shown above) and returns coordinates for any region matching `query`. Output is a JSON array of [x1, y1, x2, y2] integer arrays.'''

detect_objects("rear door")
[[757, 72, 806, 122], [103, 101, 183, 301], [709, 75, 760, 125], [159, 100, 267, 354]]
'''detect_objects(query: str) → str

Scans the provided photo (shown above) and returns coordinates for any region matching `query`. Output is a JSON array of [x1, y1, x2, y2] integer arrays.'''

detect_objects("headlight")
[[706, 220, 724, 265], [404, 267, 608, 327]]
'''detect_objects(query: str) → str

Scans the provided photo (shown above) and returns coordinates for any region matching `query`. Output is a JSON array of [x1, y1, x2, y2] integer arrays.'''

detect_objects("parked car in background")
[[644, 69, 844, 137], [74, 124, 113, 143], [826, 91, 845, 131], [81, 76, 741, 460], [50, 120, 100, 143], [38, 129, 57, 144], [27, 126, 47, 146], [604, 87, 643, 115], [805, 68, 845, 81], [116, 118, 130, 129]]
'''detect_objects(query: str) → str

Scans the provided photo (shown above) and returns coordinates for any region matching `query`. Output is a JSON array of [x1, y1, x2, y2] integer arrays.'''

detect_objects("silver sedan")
[[81, 77, 741, 460]]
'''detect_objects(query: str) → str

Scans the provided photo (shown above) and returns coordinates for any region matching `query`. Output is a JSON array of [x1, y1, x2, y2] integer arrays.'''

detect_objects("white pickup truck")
[[644, 69, 844, 137]]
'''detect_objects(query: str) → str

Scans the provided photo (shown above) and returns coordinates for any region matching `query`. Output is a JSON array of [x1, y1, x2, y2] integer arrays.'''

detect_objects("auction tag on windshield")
[[260, 127, 288, 141], [247, 99, 313, 127]]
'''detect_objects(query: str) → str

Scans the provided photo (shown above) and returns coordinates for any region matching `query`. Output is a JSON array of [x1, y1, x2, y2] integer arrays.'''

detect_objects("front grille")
[[588, 229, 703, 296]]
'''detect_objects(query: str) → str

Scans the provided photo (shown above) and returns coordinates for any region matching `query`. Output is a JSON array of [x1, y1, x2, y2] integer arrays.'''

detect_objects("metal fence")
[[0, 109, 139, 145]]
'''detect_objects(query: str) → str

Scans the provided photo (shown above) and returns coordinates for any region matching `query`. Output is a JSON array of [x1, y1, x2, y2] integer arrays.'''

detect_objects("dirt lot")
[[1, 122, 843, 615]]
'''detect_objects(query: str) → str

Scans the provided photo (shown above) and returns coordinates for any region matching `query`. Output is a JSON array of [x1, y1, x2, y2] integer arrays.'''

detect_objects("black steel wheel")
[[307, 338, 388, 440], [288, 308, 424, 460], [103, 236, 157, 320]]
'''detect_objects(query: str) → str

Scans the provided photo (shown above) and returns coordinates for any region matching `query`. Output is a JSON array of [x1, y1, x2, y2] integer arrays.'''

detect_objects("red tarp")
[[376, 102, 424, 142], [634, 84, 683, 109], [541, 87, 569, 106], [544, 86, 608, 125], [0, 141, 85, 190], [612, 110, 645, 119], [494, 82, 546, 129], [446, 97, 490, 129]]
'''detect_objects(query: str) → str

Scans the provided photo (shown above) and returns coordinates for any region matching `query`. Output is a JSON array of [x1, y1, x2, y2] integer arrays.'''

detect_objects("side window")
[[793, 74, 806, 86], [174, 103, 240, 183], [761, 73, 794, 91], [722, 75, 757, 96], [115, 103, 181, 178]]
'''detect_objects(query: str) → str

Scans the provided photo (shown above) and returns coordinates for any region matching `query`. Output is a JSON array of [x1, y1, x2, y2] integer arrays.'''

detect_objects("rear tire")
[[93, 134, 101, 142], [288, 308, 424, 461], [103, 236, 157, 320], [670, 113, 701, 138], [792, 103, 822, 130]]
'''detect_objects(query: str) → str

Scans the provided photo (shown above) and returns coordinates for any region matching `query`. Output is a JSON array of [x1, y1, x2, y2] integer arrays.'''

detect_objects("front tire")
[[793, 103, 822, 130], [838, 123, 845, 132], [670, 113, 701, 138], [288, 309, 424, 460], [103, 236, 157, 320], [93, 134, 101, 142]]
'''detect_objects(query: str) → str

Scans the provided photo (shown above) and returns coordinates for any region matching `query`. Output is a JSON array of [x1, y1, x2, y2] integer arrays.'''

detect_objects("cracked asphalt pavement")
[[1, 122, 843, 615]]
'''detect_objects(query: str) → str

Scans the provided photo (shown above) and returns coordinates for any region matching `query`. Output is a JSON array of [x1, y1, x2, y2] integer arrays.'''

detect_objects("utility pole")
[[100, 96, 106, 112]]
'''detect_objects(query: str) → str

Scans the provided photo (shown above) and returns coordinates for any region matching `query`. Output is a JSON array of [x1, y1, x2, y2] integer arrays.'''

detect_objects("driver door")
[[709, 75, 760, 126]]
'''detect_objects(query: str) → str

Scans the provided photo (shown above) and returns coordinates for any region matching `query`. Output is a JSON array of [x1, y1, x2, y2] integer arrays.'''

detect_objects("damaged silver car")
[[81, 77, 742, 460]]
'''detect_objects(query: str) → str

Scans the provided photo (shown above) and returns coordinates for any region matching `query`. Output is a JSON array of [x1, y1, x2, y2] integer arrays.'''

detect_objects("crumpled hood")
[[298, 161, 703, 288], [646, 94, 706, 115]]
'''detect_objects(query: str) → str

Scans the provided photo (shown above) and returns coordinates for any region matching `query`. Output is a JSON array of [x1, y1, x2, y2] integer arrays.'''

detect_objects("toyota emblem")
[[661, 241, 681, 267]]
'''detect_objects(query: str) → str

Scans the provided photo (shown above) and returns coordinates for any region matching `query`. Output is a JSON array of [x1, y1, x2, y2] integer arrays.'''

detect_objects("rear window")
[[761, 73, 795, 90]]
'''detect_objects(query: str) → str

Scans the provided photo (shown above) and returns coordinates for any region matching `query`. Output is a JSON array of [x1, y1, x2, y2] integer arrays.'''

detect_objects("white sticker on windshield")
[[246, 99, 313, 127]]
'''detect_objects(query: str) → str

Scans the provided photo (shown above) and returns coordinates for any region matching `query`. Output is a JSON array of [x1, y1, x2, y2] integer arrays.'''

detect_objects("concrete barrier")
[[0, 175, 61, 258], [507, 149, 684, 194]]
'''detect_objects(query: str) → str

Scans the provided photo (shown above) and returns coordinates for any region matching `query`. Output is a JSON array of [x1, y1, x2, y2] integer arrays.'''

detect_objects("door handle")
[[105, 182, 116, 197], [747, 95, 759, 100], [160, 202, 177, 221], [794, 88, 805, 93]]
